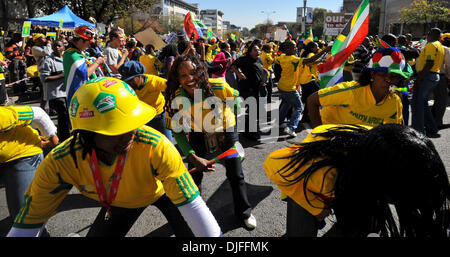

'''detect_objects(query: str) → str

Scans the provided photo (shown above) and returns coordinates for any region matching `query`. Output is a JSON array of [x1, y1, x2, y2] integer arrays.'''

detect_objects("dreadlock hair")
[[69, 130, 97, 169], [277, 124, 449, 237], [164, 54, 214, 118]]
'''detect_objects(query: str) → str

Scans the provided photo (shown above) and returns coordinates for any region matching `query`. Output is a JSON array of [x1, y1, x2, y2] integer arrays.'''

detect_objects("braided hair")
[[69, 130, 96, 169], [277, 124, 449, 237]]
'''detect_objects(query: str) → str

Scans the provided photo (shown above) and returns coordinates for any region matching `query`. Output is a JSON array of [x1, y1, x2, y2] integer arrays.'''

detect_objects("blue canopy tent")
[[27, 5, 95, 29]]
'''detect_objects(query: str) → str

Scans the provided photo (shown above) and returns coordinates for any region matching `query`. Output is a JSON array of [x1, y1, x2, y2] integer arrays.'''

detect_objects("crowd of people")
[[0, 23, 449, 238]]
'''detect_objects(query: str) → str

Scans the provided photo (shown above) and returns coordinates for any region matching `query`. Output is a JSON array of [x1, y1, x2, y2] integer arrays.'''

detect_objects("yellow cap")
[[33, 33, 45, 42], [442, 33, 450, 41], [69, 77, 156, 136]]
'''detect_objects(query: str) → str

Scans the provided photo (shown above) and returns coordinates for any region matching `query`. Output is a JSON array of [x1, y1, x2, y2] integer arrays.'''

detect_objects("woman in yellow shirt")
[[164, 54, 257, 230], [7, 77, 222, 237], [1, 105, 58, 235], [308, 47, 413, 128], [261, 44, 275, 103], [299, 41, 324, 122], [265, 124, 449, 237]]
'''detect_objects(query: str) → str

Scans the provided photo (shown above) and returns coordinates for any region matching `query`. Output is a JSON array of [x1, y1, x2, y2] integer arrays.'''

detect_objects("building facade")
[[145, 0, 199, 23], [200, 9, 224, 38]]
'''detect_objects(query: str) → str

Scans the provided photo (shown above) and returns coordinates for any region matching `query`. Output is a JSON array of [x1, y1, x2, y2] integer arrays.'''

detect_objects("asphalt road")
[[1, 89, 449, 238]]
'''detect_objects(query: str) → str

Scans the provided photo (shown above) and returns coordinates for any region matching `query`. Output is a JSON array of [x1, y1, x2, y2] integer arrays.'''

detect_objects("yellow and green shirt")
[[318, 81, 403, 126], [136, 75, 167, 115], [139, 54, 161, 76], [265, 124, 372, 216], [0, 106, 43, 163], [298, 52, 318, 85], [166, 78, 240, 156], [261, 51, 274, 73], [277, 54, 302, 92], [13, 125, 199, 229], [416, 41, 445, 73]]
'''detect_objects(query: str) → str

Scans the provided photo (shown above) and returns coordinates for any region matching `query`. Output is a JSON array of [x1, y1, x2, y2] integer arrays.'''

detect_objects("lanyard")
[[89, 149, 127, 220]]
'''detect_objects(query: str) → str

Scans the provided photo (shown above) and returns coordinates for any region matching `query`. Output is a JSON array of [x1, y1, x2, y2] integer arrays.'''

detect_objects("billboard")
[[324, 13, 352, 36], [306, 8, 313, 24]]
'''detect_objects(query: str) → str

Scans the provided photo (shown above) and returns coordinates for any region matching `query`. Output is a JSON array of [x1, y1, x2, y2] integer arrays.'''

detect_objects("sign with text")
[[22, 21, 31, 37], [46, 32, 56, 40], [324, 13, 352, 36]]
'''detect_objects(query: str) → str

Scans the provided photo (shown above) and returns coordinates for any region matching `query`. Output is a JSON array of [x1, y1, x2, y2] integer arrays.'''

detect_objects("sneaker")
[[244, 214, 257, 229], [426, 132, 441, 138], [283, 127, 297, 137]]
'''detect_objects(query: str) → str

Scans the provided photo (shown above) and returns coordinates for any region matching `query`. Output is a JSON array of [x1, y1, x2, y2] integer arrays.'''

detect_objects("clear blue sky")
[[186, 0, 343, 29]]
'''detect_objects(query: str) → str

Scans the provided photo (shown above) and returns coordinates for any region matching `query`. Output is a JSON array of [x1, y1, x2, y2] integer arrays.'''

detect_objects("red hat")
[[74, 26, 95, 43]]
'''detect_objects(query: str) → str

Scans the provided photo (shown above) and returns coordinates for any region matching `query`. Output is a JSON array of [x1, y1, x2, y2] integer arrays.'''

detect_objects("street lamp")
[[261, 11, 276, 39], [261, 11, 276, 23]]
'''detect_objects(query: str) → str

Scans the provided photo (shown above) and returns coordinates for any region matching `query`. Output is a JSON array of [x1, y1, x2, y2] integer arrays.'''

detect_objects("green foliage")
[[160, 14, 185, 34], [29, 0, 157, 25], [399, 0, 450, 25]]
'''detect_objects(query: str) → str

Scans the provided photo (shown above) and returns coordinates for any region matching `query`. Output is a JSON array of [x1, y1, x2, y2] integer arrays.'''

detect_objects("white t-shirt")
[[104, 45, 122, 78]]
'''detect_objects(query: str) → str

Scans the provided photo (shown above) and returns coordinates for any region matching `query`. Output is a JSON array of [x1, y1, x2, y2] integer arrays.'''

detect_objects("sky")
[[186, 0, 343, 29]]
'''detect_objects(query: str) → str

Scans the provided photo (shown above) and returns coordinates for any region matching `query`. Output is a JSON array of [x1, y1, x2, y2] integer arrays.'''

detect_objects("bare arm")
[[307, 92, 323, 128], [303, 45, 332, 65]]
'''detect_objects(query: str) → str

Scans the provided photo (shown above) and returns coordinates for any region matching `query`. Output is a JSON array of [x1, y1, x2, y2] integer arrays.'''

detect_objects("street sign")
[[22, 21, 31, 37], [323, 13, 352, 36]]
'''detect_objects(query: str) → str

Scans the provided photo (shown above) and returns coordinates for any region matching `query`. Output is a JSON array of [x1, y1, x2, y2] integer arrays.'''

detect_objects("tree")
[[160, 14, 185, 35], [399, 0, 450, 32], [311, 8, 327, 39], [30, 0, 157, 25]]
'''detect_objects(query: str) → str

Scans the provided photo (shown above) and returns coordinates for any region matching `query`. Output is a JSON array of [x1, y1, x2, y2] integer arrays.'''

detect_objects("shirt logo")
[[80, 108, 95, 118], [69, 96, 80, 117], [103, 80, 118, 88], [93, 92, 117, 113]]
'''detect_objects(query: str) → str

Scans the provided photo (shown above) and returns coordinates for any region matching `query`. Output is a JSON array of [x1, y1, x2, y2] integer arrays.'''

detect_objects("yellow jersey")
[[166, 78, 239, 134], [12, 125, 199, 229], [139, 54, 161, 76], [298, 52, 318, 85], [0, 106, 43, 163], [261, 51, 274, 71], [135, 75, 167, 115], [318, 81, 403, 126], [277, 54, 302, 92], [416, 41, 445, 73]]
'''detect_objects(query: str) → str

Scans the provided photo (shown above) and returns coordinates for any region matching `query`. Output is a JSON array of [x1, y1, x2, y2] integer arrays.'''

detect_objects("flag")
[[230, 33, 236, 41], [63, 49, 88, 102], [59, 19, 64, 28], [283, 25, 292, 40], [189, 142, 244, 173], [317, 0, 369, 88], [193, 19, 205, 38], [184, 12, 200, 41], [307, 27, 314, 40], [207, 28, 213, 40], [373, 36, 390, 48]]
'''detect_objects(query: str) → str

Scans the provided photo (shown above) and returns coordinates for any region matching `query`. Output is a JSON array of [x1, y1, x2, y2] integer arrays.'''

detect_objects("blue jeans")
[[0, 153, 44, 219], [147, 111, 173, 143], [411, 73, 440, 134], [279, 89, 303, 131]]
